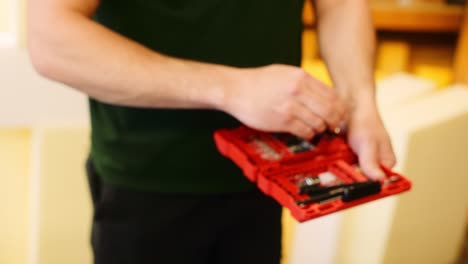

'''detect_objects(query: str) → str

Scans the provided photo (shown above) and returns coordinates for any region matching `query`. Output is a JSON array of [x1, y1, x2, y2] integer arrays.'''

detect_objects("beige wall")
[[335, 86, 468, 264], [38, 127, 92, 264], [382, 87, 468, 264], [0, 0, 9, 32], [19, 0, 25, 47], [0, 0, 26, 47], [0, 128, 30, 264]]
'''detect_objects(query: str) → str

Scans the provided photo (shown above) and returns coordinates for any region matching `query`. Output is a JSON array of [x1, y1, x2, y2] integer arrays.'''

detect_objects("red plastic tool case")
[[214, 126, 412, 222]]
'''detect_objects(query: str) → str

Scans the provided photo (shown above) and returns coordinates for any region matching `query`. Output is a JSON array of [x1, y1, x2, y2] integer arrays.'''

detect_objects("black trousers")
[[86, 159, 282, 264]]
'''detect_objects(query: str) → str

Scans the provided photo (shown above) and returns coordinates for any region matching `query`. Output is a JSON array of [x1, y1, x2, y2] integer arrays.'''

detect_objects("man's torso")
[[90, 0, 305, 193]]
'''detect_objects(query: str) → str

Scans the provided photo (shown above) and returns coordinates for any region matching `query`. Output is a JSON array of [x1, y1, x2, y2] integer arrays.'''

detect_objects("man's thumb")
[[358, 143, 385, 180]]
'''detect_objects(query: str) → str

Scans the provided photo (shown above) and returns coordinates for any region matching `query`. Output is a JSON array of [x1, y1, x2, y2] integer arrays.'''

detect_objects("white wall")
[[0, 49, 89, 126], [0, 48, 90, 264]]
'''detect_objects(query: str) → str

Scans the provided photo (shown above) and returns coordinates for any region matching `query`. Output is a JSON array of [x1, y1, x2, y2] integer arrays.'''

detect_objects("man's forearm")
[[313, 0, 397, 177], [314, 0, 376, 108], [27, 5, 234, 109]]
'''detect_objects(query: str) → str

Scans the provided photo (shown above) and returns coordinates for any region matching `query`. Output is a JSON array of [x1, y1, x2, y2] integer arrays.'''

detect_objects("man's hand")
[[222, 64, 346, 140], [312, 0, 395, 179], [346, 99, 396, 180]]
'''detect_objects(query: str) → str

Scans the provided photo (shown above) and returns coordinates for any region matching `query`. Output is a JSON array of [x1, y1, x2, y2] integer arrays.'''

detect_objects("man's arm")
[[28, 0, 346, 139], [27, 0, 229, 109], [313, 0, 396, 179]]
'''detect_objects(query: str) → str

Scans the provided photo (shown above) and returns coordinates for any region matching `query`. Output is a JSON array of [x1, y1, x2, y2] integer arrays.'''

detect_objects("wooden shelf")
[[303, 0, 465, 33], [372, 0, 464, 32]]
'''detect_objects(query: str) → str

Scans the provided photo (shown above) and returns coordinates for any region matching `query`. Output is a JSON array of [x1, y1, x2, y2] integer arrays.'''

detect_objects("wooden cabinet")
[[302, 0, 468, 84]]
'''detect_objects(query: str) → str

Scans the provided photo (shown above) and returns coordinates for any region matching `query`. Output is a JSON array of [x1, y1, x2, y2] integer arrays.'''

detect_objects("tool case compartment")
[[213, 126, 412, 222]]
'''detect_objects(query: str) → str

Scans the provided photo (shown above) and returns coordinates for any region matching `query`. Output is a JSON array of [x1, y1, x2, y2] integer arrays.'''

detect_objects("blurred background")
[[1, 0, 467, 263]]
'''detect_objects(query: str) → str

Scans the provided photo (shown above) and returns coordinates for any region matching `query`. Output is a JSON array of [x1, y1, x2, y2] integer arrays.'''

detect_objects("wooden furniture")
[[303, 0, 468, 84], [371, 0, 463, 32], [303, 0, 464, 32], [455, 3, 468, 84]]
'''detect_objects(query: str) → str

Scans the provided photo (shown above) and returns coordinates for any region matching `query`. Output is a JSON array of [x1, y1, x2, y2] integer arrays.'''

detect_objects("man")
[[27, 0, 396, 263]]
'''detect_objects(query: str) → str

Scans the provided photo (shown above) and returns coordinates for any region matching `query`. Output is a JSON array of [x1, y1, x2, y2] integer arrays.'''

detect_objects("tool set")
[[213, 126, 412, 222]]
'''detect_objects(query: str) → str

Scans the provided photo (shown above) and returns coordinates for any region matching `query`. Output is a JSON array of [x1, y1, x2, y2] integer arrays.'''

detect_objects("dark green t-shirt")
[[90, 0, 304, 193]]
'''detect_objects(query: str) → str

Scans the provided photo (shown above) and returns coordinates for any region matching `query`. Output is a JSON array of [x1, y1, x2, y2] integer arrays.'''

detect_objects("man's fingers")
[[291, 102, 327, 133], [379, 140, 396, 168], [299, 75, 346, 130], [303, 73, 337, 99], [287, 119, 315, 140], [295, 87, 345, 131], [357, 141, 385, 180]]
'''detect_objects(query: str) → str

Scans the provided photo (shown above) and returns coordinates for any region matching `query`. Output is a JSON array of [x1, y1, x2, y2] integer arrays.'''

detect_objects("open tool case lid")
[[214, 126, 412, 222]]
